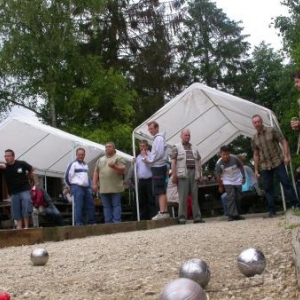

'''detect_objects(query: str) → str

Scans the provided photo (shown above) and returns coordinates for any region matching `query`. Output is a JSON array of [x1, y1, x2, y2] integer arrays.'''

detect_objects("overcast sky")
[[215, 0, 289, 50]]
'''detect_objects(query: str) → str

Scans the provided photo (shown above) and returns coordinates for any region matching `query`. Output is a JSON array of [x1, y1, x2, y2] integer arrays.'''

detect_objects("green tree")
[[175, 0, 250, 90], [81, 0, 182, 125], [0, 0, 137, 151], [273, 0, 300, 64]]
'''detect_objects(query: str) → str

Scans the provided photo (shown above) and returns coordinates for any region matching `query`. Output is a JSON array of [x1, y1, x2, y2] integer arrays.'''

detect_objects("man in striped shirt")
[[171, 129, 204, 224]]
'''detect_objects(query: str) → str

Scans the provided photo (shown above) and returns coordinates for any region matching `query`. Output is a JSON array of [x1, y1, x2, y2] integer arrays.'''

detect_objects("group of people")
[[130, 123, 205, 224], [2, 113, 300, 228], [2, 72, 300, 228], [0, 141, 127, 228], [63, 142, 127, 226], [216, 113, 300, 221]]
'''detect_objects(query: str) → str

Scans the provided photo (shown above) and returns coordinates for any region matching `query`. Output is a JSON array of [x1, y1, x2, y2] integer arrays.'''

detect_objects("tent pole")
[[132, 132, 140, 221], [279, 184, 287, 212], [71, 142, 77, 226], [289, 160, 298, 207]]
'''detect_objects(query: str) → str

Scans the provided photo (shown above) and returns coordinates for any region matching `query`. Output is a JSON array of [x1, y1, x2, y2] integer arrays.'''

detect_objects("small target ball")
[[30, 248, 49, 266], [159, 278, 207, 300], [237, 248, 266, 277], [0, 292, 11, 300], [179, 258, 211, 288]]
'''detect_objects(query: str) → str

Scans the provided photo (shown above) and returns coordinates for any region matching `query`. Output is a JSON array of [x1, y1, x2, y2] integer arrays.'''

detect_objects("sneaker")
[[178, 218, 186, 225], [269, 212, 276, 217], [264, 212, 276, 218], [194, 218, 205, 223], [152, 212, 170, 220], [233, 215, 245, 221], [228, 216, 234, 222]]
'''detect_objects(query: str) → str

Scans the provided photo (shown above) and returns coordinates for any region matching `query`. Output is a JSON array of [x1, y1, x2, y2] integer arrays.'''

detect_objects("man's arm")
[[216, 173, 224, 194], [144, 136, 164, 164], [92, 170, 99, 193], [108, 157, 126, 175], [253, 149, 260, 177], [280, 137, 291, 165]]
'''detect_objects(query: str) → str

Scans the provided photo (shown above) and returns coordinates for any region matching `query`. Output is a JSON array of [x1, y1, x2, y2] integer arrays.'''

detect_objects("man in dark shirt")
[[0, 149, 33, 229]]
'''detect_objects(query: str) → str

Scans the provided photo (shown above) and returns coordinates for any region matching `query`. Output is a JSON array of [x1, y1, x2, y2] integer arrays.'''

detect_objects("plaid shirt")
[[251, 126, 283, 170]]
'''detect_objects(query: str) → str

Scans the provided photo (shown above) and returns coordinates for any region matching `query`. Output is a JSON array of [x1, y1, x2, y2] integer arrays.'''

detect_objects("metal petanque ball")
[[179, 258, 211, 288], [159, 278, 207, 300], [237, 248, 266, 277], [30, 248, 49, 266]]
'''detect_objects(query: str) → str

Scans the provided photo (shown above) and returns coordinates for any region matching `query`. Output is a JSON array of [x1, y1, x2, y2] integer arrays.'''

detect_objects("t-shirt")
[[94, 154, 126, 193], [215, 155, 243, 185], [3, 160, 32, 194]]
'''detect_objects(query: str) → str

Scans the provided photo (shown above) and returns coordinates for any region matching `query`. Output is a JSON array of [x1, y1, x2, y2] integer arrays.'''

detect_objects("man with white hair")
[[171, 129, 204, 224]]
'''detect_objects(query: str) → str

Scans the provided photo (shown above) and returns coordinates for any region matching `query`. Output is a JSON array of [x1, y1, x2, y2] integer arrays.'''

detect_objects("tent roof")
[[0, 115, 133, 178], [133, 83, 281, 164]]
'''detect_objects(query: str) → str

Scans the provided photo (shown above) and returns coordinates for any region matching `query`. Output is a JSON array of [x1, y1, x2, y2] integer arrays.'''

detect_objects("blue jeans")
[[262, 163, 299, 213], [221, 193, 229, 216], [45, 204, 65, 226], [100, 193, 122, 223], [70, 184, 95, 226], [11, 190, 32, 220]]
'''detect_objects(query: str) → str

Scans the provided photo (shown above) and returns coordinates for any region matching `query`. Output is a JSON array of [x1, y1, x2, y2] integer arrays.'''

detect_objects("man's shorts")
[[151, 165, 167, 196], [11, 190, 33, 220]]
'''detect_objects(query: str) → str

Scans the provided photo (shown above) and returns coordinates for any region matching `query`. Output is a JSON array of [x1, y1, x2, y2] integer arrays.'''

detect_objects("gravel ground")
[[0, 214, 298, 300]]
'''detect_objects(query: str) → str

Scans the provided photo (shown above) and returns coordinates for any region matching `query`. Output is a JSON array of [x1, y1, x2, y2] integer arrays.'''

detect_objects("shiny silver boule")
[[179, 258, 211, 288], [237, 248, 266, 277], [30, 248, 49, 266], [159, 278, 207, 300]]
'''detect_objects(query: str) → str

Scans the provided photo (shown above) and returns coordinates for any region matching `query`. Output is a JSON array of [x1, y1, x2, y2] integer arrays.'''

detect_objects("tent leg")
[[280, 184, 286, 212], [72, 196, 75, 226]]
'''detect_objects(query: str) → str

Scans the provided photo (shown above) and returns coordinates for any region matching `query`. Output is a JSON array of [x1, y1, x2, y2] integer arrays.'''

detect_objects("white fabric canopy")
[[0, 115, 133, 178], [133, 83, 281, 163], [132, 83, 288, 218]]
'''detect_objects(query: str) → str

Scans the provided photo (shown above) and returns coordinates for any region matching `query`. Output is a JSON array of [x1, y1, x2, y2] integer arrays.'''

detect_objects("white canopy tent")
[[0, 115, 134, 226], [132, 83, 290, 219], [0, 115, 133, 178], [133, 83, 282, 163]]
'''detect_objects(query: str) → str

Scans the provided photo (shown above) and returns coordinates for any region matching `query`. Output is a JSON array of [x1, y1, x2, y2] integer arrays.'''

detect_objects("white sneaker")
[[152, 212, 170, 220]]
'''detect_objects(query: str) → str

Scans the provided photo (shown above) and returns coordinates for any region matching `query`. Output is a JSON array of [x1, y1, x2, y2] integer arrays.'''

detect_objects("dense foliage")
[[0, 0, 299, 157]]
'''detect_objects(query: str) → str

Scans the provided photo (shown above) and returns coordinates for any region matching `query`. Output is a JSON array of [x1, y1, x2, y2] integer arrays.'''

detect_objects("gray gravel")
[[0, 214, 298, 300]]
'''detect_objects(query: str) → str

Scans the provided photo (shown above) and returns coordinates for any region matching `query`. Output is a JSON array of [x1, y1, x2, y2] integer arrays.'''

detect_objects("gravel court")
[[0, 215, 298, 300]]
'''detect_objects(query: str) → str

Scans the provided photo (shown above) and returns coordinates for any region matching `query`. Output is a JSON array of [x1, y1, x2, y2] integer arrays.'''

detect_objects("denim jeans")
[[70, 184, 95, 226], [100, 193, 122, 223], [221, 193, 229, 216], [11, 190, 32, 220], [45, 204, 65, 226], [262, 163, 299, 213]]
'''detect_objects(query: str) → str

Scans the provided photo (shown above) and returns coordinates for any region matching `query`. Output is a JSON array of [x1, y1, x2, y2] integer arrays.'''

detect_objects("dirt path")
[[0, 215, 298, 299]]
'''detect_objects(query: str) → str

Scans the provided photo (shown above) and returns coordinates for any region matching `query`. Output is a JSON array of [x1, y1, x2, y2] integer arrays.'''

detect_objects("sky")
[[215, 0, 290, 50]]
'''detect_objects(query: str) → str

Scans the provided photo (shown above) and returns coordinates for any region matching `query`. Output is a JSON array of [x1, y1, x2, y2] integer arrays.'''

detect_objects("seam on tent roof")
[[17, 133, 51, 159]]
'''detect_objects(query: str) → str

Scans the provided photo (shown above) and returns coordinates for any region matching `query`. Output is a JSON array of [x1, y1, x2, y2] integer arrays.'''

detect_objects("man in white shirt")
[[65, 148, 95, 226], [216, 146, 246, 221]]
